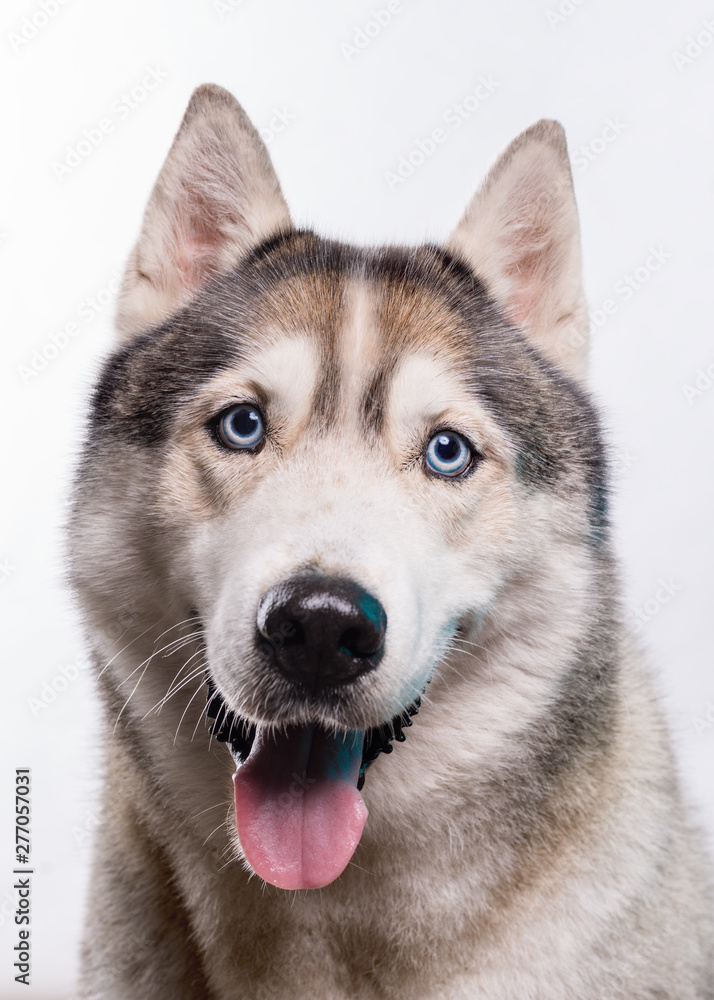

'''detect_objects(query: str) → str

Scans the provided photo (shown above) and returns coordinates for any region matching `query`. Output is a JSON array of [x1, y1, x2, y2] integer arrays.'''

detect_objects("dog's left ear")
[[116, 83, 292, 339], [448, 120, 588, 379]]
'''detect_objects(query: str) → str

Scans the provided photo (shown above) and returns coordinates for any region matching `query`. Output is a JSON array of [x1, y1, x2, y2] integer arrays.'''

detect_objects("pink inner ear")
[[169, 171, 248, 296], [500, 187, 565, 333], [173, 219, 220, 295], [116, 87, 292, 339], [506, 248, 559, 333], [508, 282, 540, 331]]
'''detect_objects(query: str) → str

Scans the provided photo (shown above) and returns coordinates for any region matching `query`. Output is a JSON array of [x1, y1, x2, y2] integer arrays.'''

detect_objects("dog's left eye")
[[215, 404, 265, 450], [425, 431, 473, 478]]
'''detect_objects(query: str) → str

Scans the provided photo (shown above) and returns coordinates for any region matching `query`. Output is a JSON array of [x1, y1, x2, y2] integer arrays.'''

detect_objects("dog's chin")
[[205, 670, 424, 891]]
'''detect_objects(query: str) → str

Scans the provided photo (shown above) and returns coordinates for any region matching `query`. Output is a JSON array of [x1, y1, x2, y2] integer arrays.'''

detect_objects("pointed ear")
[[116, 84, 292, 339], [447, 120, 588, 379]]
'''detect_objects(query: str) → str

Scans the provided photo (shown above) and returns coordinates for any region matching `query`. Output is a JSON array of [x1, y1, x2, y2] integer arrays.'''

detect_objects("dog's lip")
[[204, 671, 423, 790]]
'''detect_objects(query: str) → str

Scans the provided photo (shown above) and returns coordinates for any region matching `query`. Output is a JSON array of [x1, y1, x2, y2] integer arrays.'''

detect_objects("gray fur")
[[69, 84, 713, 999]]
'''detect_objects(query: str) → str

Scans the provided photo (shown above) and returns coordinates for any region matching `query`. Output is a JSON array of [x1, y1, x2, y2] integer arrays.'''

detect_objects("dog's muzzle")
[[205, 572, 422, 790], [202, 578, 425, 890]]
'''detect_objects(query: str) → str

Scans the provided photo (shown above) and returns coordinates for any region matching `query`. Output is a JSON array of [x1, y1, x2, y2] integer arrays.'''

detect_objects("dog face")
[[71, 85, 608, 890]]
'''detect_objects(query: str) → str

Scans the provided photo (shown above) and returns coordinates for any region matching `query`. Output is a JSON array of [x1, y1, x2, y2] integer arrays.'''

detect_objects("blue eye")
[[425, 431, 473, 478], [216, 404, 265, 450]]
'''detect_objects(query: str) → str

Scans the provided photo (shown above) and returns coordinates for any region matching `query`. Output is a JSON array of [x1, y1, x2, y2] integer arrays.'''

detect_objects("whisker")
[[219, 840, 236, 861], [173, 676, 213, 745], [182, 801, 228, 827], [151, 616, 203, 644], [116, 628, 203, 690], [217, 853, 241, 873], [202, 820, 229, 847], [145, 664, 208, 719], [159, 646, 207, 705], [448, 636, 496, 683], [155, 646, 207, 708], [450, 635, 490, 654], [158, 630, 205, 660], [347, 860, 375, 876], [98, 620, 161, 681], [112, 659, 151, 735], [191, 700, 212, 744]]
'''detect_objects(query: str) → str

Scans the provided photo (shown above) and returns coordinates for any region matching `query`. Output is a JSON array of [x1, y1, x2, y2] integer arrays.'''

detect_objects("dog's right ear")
[[116, 84, 292, 339], [447, 120, 588, 380]]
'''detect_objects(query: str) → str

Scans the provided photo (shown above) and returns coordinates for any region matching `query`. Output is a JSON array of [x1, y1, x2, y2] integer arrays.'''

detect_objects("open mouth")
[[205, 673, 422, 889]]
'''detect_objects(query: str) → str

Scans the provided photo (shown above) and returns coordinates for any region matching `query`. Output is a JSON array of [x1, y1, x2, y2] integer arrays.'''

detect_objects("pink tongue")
[[233, 725, 367, 890]]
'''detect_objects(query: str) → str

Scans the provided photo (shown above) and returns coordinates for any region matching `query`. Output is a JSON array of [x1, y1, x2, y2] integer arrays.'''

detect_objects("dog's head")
[[72, 85, 610, 891]]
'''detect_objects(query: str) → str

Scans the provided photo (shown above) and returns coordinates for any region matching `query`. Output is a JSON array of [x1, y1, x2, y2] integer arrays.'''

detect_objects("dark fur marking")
[[362, 365, 394, 434], [312, 361, 341, 429], [247, 227, 305, 263], [90, 232, 609, 544], [90, 319, 243, 445]]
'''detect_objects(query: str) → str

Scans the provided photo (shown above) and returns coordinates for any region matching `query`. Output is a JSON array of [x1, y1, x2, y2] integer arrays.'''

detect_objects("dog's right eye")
[[214, 404, 265, 451], [425, 430, 473, 478]]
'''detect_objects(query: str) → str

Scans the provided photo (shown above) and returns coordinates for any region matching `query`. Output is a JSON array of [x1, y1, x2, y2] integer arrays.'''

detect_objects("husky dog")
[[69, 84, 713, 999]]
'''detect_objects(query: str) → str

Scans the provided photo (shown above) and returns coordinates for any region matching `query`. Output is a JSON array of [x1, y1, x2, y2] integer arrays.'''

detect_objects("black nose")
[[256, 575, 387, 690]]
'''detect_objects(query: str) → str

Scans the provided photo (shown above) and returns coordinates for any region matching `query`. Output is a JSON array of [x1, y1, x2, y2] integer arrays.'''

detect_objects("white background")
[[1, 0, 713, 996]]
